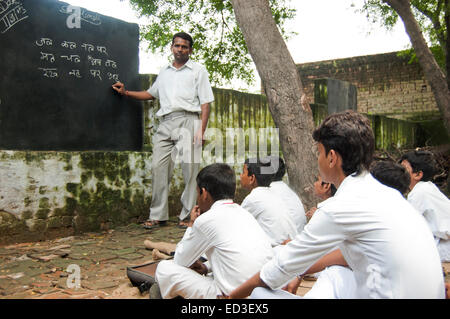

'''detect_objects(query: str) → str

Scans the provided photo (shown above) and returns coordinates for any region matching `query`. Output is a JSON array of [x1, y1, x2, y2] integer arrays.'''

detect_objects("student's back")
[[181, 200, 274, 294], [242, 186, 297, 247], [407, 181, 450, 240], [269, 181, 306, 234]]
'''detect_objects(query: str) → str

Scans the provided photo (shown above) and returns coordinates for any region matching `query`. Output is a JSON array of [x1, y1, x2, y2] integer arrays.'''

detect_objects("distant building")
[[295, 51, 439, 121]]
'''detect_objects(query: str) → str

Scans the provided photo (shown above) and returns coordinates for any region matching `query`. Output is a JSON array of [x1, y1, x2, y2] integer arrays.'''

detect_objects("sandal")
[[142, 220, 167, 230], [177, 219, 190, 229]]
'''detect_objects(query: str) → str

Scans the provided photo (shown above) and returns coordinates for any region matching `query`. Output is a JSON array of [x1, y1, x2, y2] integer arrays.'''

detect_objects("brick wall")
[[297, 51, 439, 120]]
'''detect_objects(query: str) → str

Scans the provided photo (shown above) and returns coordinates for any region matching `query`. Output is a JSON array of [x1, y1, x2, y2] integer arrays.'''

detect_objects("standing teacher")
[[112, 32, 214, 229]]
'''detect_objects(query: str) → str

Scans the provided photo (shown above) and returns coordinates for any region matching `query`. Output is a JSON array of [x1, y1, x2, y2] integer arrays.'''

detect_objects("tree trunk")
[[230, 0, 318, 209], [384, 0, 450, 136], [445, 0, 449, 90]]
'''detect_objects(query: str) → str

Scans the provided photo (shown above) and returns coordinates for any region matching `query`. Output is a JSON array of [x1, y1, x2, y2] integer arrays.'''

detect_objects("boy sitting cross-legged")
[[153, 163, 274, 299]]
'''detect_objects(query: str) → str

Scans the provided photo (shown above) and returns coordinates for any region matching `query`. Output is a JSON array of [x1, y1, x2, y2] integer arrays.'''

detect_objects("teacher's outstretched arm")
[[112, 81, 154, 101]]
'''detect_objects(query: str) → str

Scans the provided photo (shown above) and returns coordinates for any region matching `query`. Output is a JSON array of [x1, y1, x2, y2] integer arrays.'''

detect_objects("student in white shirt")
[[400, 150, 450, 262], [240, 157, 297, 247], [292, 161, 413, 299], [153, 163, 274, 299], [228, 110, 445, 299], [266, 156, 307, 234]]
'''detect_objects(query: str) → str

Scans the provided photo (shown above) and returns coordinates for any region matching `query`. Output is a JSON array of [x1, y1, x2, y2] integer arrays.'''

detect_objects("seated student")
[[305, 175, 336, 220], [228, 110, 445, 299], [266, 156, 307, 233], [400, 150, 450, 262], [293, 161, 412, 299], [240, 157, 297, 247], [284, 159, 436, 299], [154, 163, 274, 299], [370, 160, 410, 197]]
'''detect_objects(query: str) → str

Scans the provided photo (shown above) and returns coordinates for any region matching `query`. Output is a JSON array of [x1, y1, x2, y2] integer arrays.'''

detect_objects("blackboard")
[[0, 0, 143, 151]]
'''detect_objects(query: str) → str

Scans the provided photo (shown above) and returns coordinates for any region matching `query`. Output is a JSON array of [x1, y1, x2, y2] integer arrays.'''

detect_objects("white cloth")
[[155, 260, 220, 299], [156, 199, 274, 299], [250, 265, 357, 299], [270, 181, 307, 233], [260, 172, 445, 299], [437, 238, 450, 262], [303, 265, 357, 299], [242, 187, 298, 247], [407, 181, 450, 240], [250, 287, 302, 299], [147, 59, 215, 117]]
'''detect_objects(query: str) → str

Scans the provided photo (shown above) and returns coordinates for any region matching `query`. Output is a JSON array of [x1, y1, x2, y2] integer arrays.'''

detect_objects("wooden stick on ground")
[[152, 249, 171, 261], [144, 240, 176, 255]]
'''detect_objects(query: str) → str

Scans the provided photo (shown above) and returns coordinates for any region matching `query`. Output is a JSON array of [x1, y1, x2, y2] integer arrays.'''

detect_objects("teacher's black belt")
[[161, 110, 199, 121]]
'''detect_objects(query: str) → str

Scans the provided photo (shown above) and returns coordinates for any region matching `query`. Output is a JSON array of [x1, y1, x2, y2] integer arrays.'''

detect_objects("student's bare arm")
[[302, 249, 348, 275], [227, 272, 268, 299]]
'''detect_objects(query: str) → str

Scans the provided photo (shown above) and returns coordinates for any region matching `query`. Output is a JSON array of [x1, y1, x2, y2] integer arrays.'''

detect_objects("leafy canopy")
[[355, 0, 448, 70], [126, 0, 296, 87]]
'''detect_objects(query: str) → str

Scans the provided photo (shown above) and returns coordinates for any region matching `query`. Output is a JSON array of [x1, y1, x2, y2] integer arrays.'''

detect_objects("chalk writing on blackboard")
[[0, 0, 28, 34], [61, 40, 76, 49], [59, 4, 101, 26], [105, 59, 117, 68], [40, 52, 55, 63], [87, 55, 102, 67], [36, 37, 53, 46], [69, 69, 81, 78], [81, 43, 94, 52], [90, 69, 102, 80], [35, 36, 120, 82], [107, 72, 119, 82], [61, 54, 81, 63], [38, 67, 58, 78], [97, 46, 108, 55]]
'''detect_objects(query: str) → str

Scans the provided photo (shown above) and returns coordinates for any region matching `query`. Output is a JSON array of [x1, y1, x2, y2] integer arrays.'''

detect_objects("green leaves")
[[356, 0, 447, 71], [127, 0, 296, 87]]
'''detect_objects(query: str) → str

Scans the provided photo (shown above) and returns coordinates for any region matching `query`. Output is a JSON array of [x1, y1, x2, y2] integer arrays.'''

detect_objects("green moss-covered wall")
[[0, 151, 154, 244]]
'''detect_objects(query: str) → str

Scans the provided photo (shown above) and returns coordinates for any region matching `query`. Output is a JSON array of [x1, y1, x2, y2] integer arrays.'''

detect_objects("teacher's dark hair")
[[172, 32, 194, 48]]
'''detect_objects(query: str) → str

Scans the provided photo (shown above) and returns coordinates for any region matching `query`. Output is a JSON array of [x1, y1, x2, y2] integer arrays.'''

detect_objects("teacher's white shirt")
[[147, 59, 214, 117]]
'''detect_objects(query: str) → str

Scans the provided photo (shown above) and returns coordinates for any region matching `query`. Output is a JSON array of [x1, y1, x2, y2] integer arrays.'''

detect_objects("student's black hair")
[[272, 156, 286, 181], [172, 32, 194, 48], [263, 156, 285, 182], [370, 160, 411, 195], [330, 183, 337, 196], [196, 163, 236, 201], [312, 110, 374, 176], [320, 181, 337, 197], [244, 157, 274, 187], [399, 150, 436, 182]]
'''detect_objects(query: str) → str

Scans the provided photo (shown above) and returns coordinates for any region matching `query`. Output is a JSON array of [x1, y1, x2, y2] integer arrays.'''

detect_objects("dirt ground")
[[0, 221, 448, 299]]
